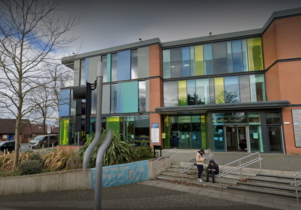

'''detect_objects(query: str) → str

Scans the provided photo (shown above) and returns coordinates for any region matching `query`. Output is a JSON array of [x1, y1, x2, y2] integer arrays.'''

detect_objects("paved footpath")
[[0, 180, 300, 210]]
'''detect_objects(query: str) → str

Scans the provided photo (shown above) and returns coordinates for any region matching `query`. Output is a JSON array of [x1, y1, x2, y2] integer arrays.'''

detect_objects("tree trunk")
[[43, 117, 46, 134], [13, 116, 21, 170]]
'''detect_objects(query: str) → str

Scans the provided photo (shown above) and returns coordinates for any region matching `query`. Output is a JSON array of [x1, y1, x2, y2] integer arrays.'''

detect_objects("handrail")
[[219, 152, 260, 170], [180, 153, 214, 174], [154, 148, 178, 169], [290, 171, 301, 203]]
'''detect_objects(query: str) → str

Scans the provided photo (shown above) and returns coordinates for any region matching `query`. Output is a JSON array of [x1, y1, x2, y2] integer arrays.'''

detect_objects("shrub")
[[135, 146, 152, 159], [41, 149, 78, 171], [19, 160, 43, 175], [28, 153, 41, 161], [0, 151, 33, 171], [66, 156, 83, 170]]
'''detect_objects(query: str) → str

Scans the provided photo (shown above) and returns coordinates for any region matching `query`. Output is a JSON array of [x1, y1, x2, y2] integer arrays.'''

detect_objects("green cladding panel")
[[107, 117, 120, 134], [59, 119, 69, 145]]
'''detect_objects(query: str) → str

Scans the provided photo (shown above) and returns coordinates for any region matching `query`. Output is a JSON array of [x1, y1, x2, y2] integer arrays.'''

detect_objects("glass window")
[[247, 37, 264, 71], [242, 39, 249, 71], [178, 116, 192, 149], [250, 74, 266, 102], [110, 84, 117, 113], [224, 76, 240, 103], [131, 50, 138, 79], [212, 113, 223, 124], [139, 81, 146, 112], [203, 44, 213, 75], [80, 59, 85, 86], [182, 47, 191, 77], [213, 42, 228, 74], [224, 112, 247, 123], [214, 77, 225, 104], [268, 126, 283, 152], [134, 115, 150, 145], [249, 125, 263, 152], [102, 56, 107, 82], [209, 78, 215, 104], [239, 75, 251, 102], [227, 41, 233, 73], [266, 112, 281, 124], [192, 115, 202, 149], [213, 125, 225, 151], [117, 50, 131, 81], [170, 116, 179, 148], [232, 40, 243, 72], [178, 80, 187, 106], [248, 113, 261, 125], [195, 45, 204, 76], [59, 89, 70, 117], [163, 50, 171, 78], [187, 80, 196, 105], [111, 54, 117, 82], [107, 54, 111, 82], [170, 48, 182, 78], [164, 81, 178, 107], [196, 79, 209, 105], [190, 47, 195, 76]]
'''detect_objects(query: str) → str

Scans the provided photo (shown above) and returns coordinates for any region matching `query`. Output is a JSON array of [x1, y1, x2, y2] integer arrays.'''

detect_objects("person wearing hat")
[[205, 159, 219, 183], [195, 149, 206, 182]]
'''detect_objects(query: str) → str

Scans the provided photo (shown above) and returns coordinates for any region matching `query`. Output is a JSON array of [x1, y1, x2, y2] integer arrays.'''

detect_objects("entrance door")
[[225, 126, 249, 152], [268, 126, 284, 153]]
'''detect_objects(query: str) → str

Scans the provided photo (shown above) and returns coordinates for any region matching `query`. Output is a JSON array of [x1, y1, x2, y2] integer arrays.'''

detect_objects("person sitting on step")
[[205, 159, 219, 183]]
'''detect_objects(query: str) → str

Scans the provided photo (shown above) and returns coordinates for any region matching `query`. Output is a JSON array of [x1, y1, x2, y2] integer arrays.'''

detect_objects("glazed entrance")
[[225, 126, 248, 152]]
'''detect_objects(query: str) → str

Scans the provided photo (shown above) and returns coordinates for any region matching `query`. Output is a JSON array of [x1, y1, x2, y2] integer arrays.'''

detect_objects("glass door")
[[225, 125, 249, 152], [268, 126, 284, 153]]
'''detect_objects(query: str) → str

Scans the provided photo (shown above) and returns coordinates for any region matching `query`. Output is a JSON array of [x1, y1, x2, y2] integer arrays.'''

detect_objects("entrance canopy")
[[155, 100, 290, 115]]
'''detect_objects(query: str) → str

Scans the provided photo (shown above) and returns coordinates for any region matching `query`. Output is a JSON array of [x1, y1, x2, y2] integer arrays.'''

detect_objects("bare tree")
[[0, 0, 78, 169]]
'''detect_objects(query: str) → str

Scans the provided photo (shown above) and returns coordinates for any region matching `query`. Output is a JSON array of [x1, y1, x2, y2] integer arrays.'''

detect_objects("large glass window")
[[214, 77, 225, 104], [213, 125, 225, 151], [163, 50, 171, 78], [59, 89, 70, 117], [248, 38, 264, 71], [178, 116, 192, 149], [131, 50, 138, 79], [110, 84, 117, 113], [196, 79, 209, 105], [164, 81, 178, 107], [187, 80, 196, 105], [80, 59, 85, 86], [195, 45, 204, 76], [224, 76, 240, 103], [190, 46, 195, 76], [178, 80, 187, 106], [213, 42, 228, 74], [139, 81, 146, 112], [250, 74, 266, 102], [117, 50, 131, 81], [102, 56, 107, 82], [266, 112, 281, 124], [134, 115, 150, 145], [203, 44, 213, 75], [182, 47, 191, 77], [111, 54, 117, 82], [231, 40, 243, 73], [239, 75, 251, 102], [170, 48, 182, 78]]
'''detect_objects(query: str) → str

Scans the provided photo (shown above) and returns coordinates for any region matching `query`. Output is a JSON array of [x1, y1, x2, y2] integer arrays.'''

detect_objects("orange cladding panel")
[[262, 21, 277, 68], [149, 44, 162, 77], [149, 78, 163, 112]]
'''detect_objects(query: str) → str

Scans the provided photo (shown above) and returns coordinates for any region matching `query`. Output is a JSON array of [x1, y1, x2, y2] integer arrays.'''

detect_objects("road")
[[20, 143, 31, 152]]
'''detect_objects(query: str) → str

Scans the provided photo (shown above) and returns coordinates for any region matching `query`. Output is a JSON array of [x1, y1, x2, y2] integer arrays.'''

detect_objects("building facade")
[[59, 8, 301, 154]]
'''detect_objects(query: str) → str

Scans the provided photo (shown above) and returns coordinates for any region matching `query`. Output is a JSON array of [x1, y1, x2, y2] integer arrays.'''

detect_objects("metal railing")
[[180, 150, 213, 185], [290, 171, 301, 203], [180, 150, 213, 174], [154, 148, 178, 169], [217, 152, 263, 190]]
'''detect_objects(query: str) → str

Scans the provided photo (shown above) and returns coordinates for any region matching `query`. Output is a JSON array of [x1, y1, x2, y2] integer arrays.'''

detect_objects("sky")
[[60, 0, 301, 56]]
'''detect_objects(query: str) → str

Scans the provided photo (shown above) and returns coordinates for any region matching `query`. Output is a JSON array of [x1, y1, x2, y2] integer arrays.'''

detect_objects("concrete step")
[[165, 168, 248, 182], [257, 173, 299, 180], [238, 181, 301, 193], [228, 185, 297, 199], [160, 171, 238, 185], [156, 175, 229, 189], [248, 176, 293, 185]]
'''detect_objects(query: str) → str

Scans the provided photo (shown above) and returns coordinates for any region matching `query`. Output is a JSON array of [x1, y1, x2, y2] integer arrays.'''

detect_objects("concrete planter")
[[0, 157, 170, 196]]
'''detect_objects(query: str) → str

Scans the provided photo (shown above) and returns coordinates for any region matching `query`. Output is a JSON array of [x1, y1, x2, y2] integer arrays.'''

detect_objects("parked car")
[[0, 141, 15, 152], [29, 135, 58, 149]]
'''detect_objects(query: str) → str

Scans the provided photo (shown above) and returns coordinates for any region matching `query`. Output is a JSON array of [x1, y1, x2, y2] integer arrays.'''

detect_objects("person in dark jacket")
[[205, 159, 219, 183]]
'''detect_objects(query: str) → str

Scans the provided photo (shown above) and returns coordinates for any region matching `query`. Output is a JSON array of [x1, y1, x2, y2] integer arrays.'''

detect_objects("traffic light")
[[73, 82, 92, 134]]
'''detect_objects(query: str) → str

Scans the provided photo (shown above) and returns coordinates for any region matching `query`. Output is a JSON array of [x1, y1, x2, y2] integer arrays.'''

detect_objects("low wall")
[[0, 157, 170, 196]]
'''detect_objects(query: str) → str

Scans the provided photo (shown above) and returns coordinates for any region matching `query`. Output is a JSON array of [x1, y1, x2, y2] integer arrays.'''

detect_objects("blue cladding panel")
[[203, 44, 213, 75], [117, 50, 131, 81], [182, 47, 190, 77], [59, 89, 70, 117], [85, 58, 89, 84], [232, 40, 243, 72], [107, 54, 111, 82]]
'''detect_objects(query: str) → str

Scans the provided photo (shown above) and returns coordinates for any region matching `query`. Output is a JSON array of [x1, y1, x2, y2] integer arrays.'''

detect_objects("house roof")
[[0, 119, 32, 134], [31, 124, 46, 134], [51, 127, 59, 134]]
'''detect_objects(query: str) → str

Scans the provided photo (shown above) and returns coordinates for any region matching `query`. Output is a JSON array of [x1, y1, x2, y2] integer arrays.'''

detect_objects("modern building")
[[59, 7, 301, 154]]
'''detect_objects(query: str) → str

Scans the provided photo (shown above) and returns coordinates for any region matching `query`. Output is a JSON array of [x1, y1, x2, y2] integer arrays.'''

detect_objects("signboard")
[[91, 160, 149, 189], [151, 123, 159, 143], [47, 125, 51, 134], [162, 133, 166, 139], [292, 109, 301, 147]]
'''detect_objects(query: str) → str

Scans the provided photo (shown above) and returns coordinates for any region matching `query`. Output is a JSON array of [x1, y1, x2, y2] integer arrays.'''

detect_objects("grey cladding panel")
[[138, 47, 149, 78], [88, 56, 100, 83], [74, 60, 80, 86], [102, 84, 110, 114], [146, 80, 150, 112]]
